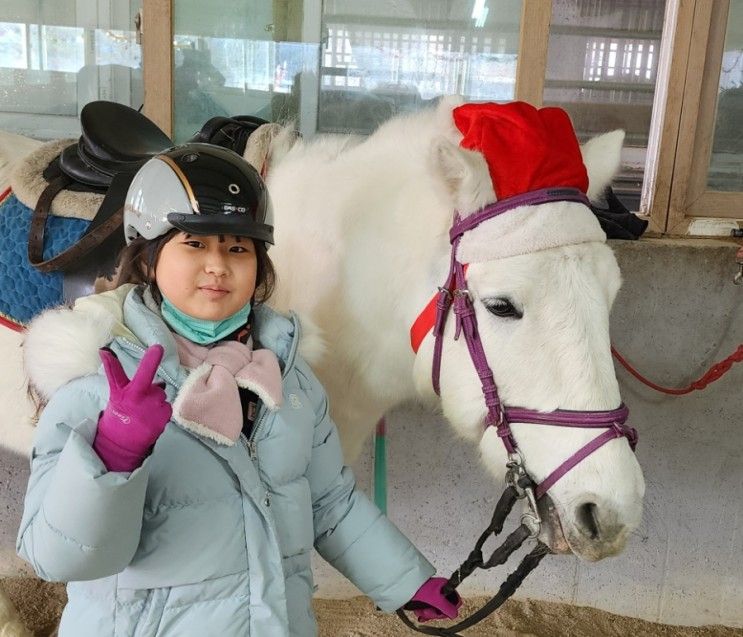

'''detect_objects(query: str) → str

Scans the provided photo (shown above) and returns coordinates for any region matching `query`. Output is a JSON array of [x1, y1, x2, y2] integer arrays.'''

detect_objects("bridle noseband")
[[400, 187, 638, 636]]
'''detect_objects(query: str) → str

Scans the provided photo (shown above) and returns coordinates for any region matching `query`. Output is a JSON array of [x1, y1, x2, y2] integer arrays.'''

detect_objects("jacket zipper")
[[241, 328, 299, 508], [245, 336, 294, 463], [244, 408, 271, 507], [119, 338, 180, 388]]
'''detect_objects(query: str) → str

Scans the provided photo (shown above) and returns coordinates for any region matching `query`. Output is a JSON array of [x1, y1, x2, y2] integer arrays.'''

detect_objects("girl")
[[17, 143, 461, 636]]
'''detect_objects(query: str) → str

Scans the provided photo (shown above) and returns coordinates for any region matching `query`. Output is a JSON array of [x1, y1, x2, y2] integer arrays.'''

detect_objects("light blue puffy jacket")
[[17, 285, 434, 636]]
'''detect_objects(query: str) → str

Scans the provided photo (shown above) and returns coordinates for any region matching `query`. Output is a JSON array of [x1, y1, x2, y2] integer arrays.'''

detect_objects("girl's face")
[[155, 232, 257, 321]]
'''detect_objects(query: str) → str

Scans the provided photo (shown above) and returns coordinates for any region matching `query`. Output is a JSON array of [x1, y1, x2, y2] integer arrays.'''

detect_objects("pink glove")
[[404, 577, 462, 622], [93, 345, 172, 472]]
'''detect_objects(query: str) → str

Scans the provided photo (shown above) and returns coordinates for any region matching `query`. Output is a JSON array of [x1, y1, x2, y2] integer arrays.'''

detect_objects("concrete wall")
[[2, 239, 742, 627]]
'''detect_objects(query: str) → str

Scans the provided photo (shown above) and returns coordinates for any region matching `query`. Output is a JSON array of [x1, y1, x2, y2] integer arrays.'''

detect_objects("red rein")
[[612, 344, 743, 395]]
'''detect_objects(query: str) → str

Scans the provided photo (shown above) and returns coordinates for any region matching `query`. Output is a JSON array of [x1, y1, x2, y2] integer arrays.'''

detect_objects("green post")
[[373, 418, 387, 515]]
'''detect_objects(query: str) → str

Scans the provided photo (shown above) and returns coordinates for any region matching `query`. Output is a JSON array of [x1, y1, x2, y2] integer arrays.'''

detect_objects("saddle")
[[30, 101, 173, 274], [188, 114, 269, 157], [60, 101, 174, 189]]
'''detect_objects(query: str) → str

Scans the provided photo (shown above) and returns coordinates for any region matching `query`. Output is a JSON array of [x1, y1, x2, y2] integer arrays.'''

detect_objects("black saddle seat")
[[81, 100, 173, 164], [58, 101, 173, 188], [32, 102, 280, 276]]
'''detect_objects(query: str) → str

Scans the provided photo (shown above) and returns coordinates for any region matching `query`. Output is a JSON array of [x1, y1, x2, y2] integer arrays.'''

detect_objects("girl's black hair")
[[114, 230, 277, 306]]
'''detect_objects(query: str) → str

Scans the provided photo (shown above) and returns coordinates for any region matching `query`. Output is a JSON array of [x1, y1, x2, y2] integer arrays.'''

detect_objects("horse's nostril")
[[576, 502, 601, 540]]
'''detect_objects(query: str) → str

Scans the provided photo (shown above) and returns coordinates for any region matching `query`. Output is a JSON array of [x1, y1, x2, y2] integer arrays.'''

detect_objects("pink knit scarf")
[[171, 333, 283, 445]]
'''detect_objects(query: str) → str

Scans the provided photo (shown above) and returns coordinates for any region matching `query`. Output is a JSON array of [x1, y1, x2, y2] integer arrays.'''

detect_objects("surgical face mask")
[[160, 295, 251, 345]]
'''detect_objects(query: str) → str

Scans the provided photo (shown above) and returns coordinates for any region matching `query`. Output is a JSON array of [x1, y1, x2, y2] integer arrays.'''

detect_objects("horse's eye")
[[484, 297, 522, 319]]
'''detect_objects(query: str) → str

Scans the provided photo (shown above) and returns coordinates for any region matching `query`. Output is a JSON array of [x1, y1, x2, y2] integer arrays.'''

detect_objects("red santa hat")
[[450, 102, 604, 263], [453, 101, 589, 199]]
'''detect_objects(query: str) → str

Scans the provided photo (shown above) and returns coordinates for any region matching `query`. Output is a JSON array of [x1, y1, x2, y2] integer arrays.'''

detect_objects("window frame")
[[664, 0, 743, 235]]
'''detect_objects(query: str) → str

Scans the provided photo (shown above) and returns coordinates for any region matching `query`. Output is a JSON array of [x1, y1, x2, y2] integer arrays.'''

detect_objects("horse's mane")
[[286, 132, 364, 164], [279, 95, 463, 172]]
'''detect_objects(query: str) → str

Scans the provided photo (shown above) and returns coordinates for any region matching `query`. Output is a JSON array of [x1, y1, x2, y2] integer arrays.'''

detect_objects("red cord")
[[0, 313, 24, 332], [612, 344, 743, 395]]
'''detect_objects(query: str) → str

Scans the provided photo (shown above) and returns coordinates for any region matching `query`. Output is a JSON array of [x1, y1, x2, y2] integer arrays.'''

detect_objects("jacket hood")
[[23, 284, 325, 402]]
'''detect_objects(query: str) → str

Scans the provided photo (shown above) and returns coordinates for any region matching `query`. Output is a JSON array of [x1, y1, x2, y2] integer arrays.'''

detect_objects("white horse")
[[263, 96, 644, 562]]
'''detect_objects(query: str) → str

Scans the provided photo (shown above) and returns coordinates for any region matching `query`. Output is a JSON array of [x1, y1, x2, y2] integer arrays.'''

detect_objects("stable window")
[[163, 0, 522, 138], [152, 0, 742, 234], [542, 0, 667, 212], [0, 0, 141, 139]]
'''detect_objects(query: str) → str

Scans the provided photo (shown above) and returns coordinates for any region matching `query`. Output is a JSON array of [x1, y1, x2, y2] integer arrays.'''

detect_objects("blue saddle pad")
[[0, 194, 90, 326]]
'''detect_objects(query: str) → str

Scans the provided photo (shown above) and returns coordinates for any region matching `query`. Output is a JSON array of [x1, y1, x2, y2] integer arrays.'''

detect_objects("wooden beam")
[[641, 0, 694, 234], [515, 0, 551, 106], [142, 0, 173, 137]]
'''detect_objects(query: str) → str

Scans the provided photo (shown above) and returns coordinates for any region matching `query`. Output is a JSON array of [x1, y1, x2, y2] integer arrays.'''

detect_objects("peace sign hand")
[[93, 345, 173, 472]]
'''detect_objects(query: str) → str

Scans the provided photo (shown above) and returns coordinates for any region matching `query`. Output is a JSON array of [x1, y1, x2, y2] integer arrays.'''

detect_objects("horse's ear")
[[429, 136, 494, 213], [244, 122, 300, 174], [580, 129, 625, 202], [431, 137, 468, 195]]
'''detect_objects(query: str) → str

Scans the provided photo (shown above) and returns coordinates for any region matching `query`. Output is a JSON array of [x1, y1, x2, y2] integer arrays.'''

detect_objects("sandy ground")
[[2, 577, 741, 637]]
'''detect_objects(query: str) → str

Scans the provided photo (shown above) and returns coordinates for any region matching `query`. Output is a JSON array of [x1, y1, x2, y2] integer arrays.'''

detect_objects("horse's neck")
[[269, 135, 451, 417]]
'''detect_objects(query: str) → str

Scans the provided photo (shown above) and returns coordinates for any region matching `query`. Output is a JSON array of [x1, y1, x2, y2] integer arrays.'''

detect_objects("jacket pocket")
[[114, 572, 252, 637], [270, 478, 314, 558], [156, 572, 251, 637], [114, 587, 167, 637]]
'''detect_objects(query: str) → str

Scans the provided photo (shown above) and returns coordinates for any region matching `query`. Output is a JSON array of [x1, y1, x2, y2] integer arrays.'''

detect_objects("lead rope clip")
[[506, 452, 542, 539]]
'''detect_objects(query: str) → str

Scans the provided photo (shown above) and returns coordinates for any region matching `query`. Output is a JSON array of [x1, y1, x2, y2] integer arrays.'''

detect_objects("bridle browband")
[[399, 187, 638, 636]]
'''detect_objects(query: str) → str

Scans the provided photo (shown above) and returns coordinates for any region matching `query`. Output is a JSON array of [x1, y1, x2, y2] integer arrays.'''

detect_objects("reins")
[[611, 344, 743, 395], [397, 470, 550, 637]]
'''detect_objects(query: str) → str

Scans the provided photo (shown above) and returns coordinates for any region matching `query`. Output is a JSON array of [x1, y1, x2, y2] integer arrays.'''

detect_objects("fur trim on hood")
[[23, 285, 137, 402], [23, 285, 326, 403]]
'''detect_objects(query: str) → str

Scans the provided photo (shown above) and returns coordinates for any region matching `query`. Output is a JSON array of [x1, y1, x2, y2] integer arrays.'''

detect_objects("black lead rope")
[[397, 482, 551, 636], [397, 543, 549, 636], [442, 485, 521, 594]]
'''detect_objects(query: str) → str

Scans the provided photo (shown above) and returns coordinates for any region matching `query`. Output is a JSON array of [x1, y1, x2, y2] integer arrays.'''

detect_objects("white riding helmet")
[[123, 142, 274, 245]]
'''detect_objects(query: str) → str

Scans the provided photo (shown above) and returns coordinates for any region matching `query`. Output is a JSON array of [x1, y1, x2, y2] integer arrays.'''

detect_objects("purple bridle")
[[428, 187, 638, 500]]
